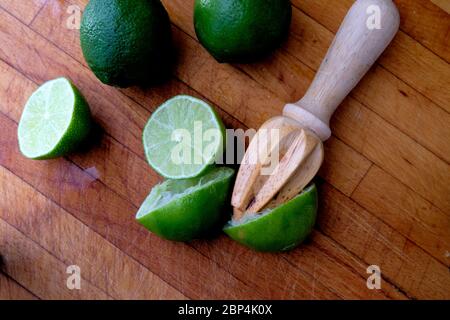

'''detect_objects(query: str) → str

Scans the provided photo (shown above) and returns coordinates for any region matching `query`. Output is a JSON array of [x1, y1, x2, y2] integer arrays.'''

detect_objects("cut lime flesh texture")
[[18, 78, 92, 160], [224, 184, 318, 252], [136, 167, 235, 242], [143, 95, 225, 179]]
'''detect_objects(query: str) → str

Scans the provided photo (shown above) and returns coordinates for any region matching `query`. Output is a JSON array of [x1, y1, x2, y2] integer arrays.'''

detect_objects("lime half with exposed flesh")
[[143, 95, 225, 179], [18, 78, 92, 160]]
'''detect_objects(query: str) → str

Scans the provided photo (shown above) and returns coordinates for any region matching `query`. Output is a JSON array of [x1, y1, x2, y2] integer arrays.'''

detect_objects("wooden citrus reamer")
[[232, 0, 400, 220]]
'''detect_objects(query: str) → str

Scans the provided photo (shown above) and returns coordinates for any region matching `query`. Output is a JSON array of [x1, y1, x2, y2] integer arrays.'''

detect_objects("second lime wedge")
[[136, 167, 235, 242]]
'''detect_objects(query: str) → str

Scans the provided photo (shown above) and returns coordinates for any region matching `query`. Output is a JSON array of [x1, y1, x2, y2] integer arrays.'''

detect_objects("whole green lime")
[[80, 0, 173, 87], [136, 167, 235, 242], [194, 0, 292, 63], [224, 184, 318, 252]]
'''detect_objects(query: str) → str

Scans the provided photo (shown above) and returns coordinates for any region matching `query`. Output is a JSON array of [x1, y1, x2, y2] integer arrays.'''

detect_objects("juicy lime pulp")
[[143, 95, 225, 179], [224, 184, 318, 252], [80, 0, 173, 87], [194, 0, 292, 63], [18, 78, 92, 160], [136, 167, 235, 242]]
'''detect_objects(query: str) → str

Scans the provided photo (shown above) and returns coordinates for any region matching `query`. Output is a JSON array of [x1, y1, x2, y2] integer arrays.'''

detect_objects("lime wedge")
[[224, 184, 318, 252], [136, 167, 235, 242], [18, 78, 92, 160], [143, 95, 225, 179]]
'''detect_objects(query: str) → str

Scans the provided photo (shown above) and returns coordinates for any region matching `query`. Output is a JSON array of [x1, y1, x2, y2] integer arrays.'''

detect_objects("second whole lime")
[[80, 0, 173, 87], [194, 0, 292, 63]]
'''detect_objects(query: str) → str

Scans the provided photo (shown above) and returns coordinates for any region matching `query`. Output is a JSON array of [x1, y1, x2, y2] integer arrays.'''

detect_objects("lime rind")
[[194, 0, 292, 63], [80, 0, 173, 87], [224, 184, 318, 252], [143, 95, 225, 179], [136, 167, 235, 241], [137, 167, 233, 218]]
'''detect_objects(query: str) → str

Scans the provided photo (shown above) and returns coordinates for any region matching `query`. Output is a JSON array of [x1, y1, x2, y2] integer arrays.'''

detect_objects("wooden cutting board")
[[0, 0, 449, 300]]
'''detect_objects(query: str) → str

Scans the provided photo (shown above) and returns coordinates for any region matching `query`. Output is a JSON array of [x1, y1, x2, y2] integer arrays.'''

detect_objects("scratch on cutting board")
[[311, 256, 318, 299], [49, 0, 63, 16], [70, 166, 100, 190], [84, 167, 100, 181], [345, 212, 419, 268]]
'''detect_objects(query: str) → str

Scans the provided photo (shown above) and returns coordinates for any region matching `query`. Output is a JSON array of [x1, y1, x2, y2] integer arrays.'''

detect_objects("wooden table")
[[0, 0, 449, 300]]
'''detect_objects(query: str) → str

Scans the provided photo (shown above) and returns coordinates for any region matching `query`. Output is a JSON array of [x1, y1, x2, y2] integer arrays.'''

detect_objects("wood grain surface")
[[0, 0, 448, 300]]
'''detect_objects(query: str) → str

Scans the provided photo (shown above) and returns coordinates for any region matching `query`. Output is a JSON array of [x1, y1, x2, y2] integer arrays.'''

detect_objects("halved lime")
[[18, 78, 92, 160], [136, 167, 235, 242], [143, 95, 225, 179], [224, 184, 318, 252]]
